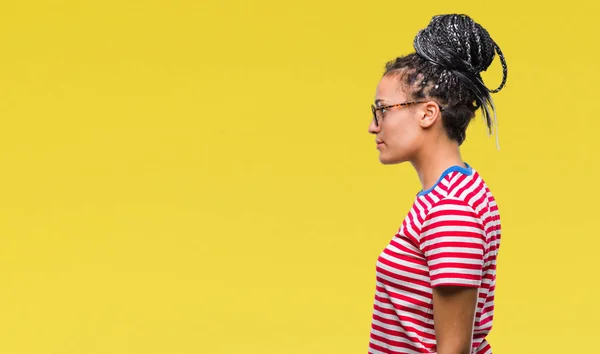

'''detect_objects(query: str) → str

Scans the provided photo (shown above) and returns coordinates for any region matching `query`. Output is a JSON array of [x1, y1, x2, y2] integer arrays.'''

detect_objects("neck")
[[411, 138, 464, 192]]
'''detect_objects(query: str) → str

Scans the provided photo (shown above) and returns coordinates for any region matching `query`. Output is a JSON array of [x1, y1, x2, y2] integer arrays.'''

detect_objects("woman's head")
[[369, 14, 507, 165]]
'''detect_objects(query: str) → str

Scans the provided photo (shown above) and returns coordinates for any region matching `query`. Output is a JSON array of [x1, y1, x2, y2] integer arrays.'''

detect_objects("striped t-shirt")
[[368, 164, 501, 354]]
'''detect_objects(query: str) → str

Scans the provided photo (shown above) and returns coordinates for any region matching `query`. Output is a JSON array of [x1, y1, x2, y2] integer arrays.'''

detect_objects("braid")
[[385, 14, 508, 147], [489, 42, 508, 93]]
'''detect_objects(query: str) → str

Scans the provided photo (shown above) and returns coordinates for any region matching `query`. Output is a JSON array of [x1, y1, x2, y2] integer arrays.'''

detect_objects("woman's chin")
[[379, 152, 406, 165], [379, 155, 400, 165]]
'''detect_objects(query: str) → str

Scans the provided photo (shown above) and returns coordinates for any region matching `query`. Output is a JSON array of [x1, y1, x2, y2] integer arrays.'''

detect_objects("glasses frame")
[[370, 101, 444, 126]]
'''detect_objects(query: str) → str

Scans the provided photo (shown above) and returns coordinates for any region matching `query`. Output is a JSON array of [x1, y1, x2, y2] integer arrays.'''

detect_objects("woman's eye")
[[380, 108, 388, 115]]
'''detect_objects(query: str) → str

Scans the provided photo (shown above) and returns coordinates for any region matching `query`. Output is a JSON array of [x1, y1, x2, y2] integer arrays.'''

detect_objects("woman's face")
[[368, 75, 426, 165]]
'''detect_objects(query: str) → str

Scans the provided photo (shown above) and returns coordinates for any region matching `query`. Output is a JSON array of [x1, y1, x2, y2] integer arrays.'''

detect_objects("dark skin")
[[370, 77, 482, 353], [433, 286, 479, 354]]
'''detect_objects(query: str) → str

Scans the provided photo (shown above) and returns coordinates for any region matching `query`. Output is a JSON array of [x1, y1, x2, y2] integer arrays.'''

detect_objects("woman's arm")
[[421, 198, 486, 354], [432, 286, 478, 354]]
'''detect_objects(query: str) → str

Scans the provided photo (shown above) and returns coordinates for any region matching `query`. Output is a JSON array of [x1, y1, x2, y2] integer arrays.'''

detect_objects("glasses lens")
[[371, 105, 379, 126]]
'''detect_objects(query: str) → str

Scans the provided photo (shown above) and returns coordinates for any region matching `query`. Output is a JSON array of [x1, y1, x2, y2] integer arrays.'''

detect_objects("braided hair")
[[385, 14, 508, 147]]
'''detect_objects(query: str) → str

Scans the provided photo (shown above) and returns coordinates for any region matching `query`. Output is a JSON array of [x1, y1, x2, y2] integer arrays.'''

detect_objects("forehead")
[[375, 75, 408, 103]]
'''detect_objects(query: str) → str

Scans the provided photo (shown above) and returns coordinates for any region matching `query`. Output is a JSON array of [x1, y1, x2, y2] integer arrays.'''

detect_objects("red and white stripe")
[[368, 168, 501, 354]]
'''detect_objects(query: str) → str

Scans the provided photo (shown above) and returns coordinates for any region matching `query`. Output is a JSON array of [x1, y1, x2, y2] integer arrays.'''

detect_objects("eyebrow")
[[374, 99, 387, 106]]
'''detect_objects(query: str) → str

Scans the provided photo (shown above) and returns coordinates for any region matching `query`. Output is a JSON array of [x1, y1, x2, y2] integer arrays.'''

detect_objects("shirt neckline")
[[417, 163, 473, 197]]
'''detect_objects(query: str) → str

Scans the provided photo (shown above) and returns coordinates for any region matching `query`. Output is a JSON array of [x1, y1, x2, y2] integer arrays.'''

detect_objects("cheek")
[[380, 121, 421, 162], [385, 120, 419, 148]]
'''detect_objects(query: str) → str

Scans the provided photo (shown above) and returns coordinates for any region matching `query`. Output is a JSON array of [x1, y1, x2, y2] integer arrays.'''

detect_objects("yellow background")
[[0, 0, 596, 353]]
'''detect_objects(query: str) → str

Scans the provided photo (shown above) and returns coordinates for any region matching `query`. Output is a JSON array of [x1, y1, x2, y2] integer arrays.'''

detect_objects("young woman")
[[367, 14, 507, 354]]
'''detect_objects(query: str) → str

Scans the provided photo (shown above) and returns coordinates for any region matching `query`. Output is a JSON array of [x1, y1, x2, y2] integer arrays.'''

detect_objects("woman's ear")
[[419, 101, 442, 128]]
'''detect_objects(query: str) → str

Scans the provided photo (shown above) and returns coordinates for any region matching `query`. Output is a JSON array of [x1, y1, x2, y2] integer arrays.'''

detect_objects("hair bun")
[[413, 14, 507, 93]]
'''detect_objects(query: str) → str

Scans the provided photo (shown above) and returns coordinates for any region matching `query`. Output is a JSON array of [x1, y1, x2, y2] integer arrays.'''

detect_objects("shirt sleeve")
[[419, 197, 486, 288]]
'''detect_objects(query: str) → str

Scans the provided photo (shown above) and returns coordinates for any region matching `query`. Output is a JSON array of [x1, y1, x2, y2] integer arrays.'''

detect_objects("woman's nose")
[[368, 119, 380, 134]]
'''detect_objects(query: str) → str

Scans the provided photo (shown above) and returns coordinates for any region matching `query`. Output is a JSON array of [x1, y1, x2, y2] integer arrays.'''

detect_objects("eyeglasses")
[[370, 101, 444, 126]]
